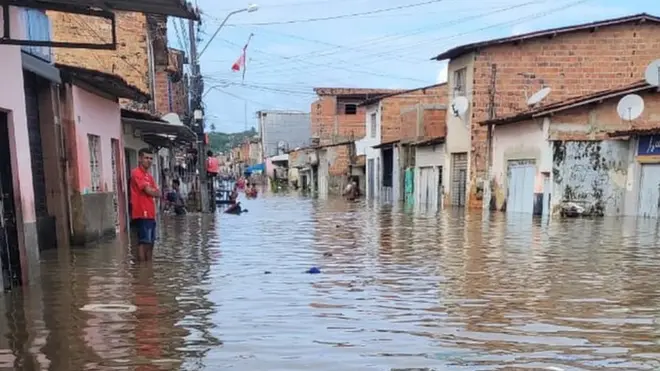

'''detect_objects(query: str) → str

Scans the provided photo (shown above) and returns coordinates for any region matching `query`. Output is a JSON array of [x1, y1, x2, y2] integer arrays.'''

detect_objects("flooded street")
[[2, 194, 660, 370]]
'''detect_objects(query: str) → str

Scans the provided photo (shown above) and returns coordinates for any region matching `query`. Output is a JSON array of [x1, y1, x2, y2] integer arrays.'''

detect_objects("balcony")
[[21, 8, 52, 62]]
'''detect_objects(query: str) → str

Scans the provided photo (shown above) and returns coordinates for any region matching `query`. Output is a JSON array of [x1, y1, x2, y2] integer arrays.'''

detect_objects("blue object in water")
[[306, 267, 321, 274]]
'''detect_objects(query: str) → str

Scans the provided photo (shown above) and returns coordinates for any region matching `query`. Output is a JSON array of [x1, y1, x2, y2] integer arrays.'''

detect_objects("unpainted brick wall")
[[328, 144, 351, 176], [381, 84, 447, 143], [468, 21, 660, 206], [423, 109, 447, 139], [49, 11, 150, 94], [311, 96, 367, 145]]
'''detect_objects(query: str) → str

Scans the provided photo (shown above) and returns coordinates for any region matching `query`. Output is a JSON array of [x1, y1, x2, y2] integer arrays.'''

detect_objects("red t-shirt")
[[130, 167, 157, 220], [206, 157, 219, 174]]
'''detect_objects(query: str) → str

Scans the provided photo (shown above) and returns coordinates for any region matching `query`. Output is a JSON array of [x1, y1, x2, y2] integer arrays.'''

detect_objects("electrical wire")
[[231, 0, 445, 26], [239, 0, 552, 69], [229, 0, 589, 81]]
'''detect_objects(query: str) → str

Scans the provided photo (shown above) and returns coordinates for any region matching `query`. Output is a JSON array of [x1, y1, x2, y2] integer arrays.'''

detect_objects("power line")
[[241, 0, 553, 71], [231, 0, 588, 81], [230, 0, 445, 26]]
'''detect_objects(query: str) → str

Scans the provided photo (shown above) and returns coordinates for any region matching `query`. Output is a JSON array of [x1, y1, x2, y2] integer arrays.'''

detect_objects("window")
[[370, 112, 377, 138], [453, 67, 467, 97], [344, 103, 357, 115], [88, 134, 102, 192]]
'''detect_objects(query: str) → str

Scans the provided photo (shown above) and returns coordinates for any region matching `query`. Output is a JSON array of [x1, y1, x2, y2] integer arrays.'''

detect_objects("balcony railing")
[[21, 8, 52, 62]]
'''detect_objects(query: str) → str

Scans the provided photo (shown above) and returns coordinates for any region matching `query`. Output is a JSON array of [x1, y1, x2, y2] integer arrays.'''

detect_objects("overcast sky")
[[167, 0, 658, 133]]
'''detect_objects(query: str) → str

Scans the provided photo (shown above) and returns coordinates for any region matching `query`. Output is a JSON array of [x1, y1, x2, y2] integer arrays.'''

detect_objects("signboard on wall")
[[637, 135, 660, 156]]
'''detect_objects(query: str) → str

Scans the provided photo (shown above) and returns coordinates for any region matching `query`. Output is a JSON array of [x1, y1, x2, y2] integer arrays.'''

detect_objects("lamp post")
[[189, 4, 258, 212], [198, 4, 259, 59]]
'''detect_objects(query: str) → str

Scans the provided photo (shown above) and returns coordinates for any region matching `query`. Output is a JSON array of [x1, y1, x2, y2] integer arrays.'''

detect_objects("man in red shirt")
[[130, 148, 160, 262]]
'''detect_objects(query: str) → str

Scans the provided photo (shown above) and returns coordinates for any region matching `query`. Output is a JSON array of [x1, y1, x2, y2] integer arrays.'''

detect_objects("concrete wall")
[[467, 21, 660, 208], [490, 118, 551, 212], [259, 111, 310, 157], [552, 140, 629, 216], [0, 7, 39, 283], [445, 52, 474, 207]]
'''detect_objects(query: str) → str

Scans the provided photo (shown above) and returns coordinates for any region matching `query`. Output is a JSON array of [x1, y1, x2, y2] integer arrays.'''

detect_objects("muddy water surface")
[[1, 194, 660, 370]]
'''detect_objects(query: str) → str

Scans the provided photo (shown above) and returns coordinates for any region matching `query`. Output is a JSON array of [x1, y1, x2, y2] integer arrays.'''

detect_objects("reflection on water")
[[1, 194, 660, 370]]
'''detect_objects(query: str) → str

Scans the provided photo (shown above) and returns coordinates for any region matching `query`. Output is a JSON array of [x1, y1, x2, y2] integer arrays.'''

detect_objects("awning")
[[121, 109, 196, 148], [245, 163, 265, 174], [372, 139, 400, 149], [21, 52, 61, 83], [6, 0, 200, 20], [414, 136, 446, 147], [270, 154, 289, 162], [58, 64, 149, 102]]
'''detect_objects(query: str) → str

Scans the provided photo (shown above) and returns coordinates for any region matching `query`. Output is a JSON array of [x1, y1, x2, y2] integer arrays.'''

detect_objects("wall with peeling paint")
[[551, 140, 629, 216], [489, 118, 552, 212]]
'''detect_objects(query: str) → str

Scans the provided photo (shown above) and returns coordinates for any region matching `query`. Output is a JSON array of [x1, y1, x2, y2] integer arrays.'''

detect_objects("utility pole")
[[189, 18, 210, 213], [483, 63, 497, 212]]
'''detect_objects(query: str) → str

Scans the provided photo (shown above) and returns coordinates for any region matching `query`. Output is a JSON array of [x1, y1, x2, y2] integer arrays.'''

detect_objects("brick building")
[[432, 13, 660, 209], [357, 83, 447, 202], [154, 48, 189, 118], [311, 87, 403, 145], [481, 81, 660, 217]]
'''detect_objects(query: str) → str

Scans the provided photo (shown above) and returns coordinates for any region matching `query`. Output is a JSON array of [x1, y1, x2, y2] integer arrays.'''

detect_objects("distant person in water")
[[343, 177, 359, 201], [166, 179, 187, 215], [229, 184, 239, 204]]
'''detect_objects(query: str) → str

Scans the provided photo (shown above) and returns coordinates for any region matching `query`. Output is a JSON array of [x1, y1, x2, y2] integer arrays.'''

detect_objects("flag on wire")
[[231, 33, 254, 83]]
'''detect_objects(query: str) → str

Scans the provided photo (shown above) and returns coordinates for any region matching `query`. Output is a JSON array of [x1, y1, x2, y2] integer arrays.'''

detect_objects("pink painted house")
[[1, 6, 65, 289], [57, 64, 149, 245]]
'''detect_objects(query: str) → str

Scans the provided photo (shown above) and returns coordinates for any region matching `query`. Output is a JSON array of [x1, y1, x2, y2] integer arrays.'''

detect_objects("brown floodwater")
[[1, 194, 660, 370]]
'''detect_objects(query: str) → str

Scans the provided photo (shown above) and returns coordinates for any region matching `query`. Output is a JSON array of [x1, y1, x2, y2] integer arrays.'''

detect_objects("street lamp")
[[197, 4, 259, 58]]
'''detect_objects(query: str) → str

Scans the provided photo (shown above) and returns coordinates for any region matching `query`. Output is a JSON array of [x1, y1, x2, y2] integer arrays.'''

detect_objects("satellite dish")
[[451, 96, 469, 118], [644, 59, 660, 86], [527, 87, 551, 106], [617, 94, 645, 121], [277, 140, 286, 148]]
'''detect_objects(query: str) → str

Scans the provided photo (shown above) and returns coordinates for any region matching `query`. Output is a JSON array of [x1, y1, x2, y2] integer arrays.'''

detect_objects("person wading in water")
[[130, 148, 160, 262], [342, 176, 359, 201]]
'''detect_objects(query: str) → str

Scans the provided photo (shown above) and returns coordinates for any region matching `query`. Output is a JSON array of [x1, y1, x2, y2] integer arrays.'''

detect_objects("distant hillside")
[[208, 128, 257, 154]]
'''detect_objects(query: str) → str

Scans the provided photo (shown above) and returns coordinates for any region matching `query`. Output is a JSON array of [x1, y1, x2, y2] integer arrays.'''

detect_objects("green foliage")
[[207, 127, 257, 154]]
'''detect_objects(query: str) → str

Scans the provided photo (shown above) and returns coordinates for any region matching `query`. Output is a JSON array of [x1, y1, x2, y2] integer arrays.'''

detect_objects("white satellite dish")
[[277, 140, 286, 148], [644, 59, 660, 87], [527, 87, 551, 106], [617, 94, 645, 121], [451, 96, 469, 118]]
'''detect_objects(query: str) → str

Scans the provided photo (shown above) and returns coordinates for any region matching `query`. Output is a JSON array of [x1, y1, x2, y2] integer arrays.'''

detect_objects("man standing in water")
[[131, 148, 160, 262]]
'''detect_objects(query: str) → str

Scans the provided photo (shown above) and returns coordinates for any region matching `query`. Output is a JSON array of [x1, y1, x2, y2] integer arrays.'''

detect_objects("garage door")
[[638, 163, 660, 218], [507, 160, 535, 214]]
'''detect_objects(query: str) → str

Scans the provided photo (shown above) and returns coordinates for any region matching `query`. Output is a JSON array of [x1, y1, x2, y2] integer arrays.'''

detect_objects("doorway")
[[0, 112, 21, 290]]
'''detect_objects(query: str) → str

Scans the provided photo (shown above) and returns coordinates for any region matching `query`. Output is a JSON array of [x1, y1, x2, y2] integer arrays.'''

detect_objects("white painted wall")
[[491, 119, 549, 204], [362, 103, 382, 200], [444, 52, 474, 203], [392, 146, 400, 201], [415, 143, 445, 211], [416, 143, 446, 168]]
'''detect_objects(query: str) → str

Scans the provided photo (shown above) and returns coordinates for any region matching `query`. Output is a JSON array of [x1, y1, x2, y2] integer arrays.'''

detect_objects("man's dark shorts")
[[132, 218, 157, 245]]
